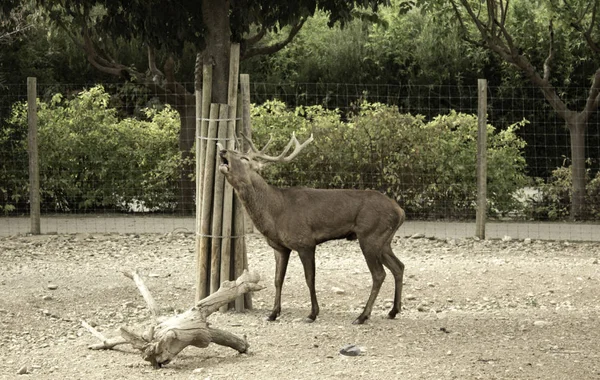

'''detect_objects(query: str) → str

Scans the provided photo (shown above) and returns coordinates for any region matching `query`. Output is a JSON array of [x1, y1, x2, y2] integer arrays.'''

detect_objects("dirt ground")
[[1, 232, 599, 380]]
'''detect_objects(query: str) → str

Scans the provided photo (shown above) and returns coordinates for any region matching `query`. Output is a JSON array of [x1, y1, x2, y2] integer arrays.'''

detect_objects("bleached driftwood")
[[84, 269, 264, 368]]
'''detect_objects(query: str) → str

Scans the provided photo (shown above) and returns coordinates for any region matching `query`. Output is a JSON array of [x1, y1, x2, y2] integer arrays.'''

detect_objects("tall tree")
[[415, 0, 600, 219], [1, 0, 388, 213]]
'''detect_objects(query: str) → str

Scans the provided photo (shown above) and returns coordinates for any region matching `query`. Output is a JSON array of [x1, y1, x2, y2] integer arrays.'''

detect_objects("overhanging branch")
[[148, 45, 164, 80], [456, 0, 570, 120], [245, 28, 267, 47], [241, 18, 306, 60], [543, 19, 554, 83], [582, 68, 600, 117]]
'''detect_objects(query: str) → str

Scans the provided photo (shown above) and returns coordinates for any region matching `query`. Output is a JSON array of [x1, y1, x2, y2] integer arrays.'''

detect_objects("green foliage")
[[524, 164, 600, 220], [251, 100, 529, 219], [245, 13, 375, 84], [3, 85, 180, 213], [244, 4, 488, 86], [0, 116, 28, 214], [366, 3, 486, 85], [2, 0, 388, 57]]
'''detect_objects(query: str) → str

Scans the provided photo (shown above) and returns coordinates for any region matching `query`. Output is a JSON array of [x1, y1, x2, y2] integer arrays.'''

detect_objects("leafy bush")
[[2, 92, 529, 219], [251, 100, 528, 219], [0, 115, 29, 214], [4, 85, 179, 213], [524, 165, 600, 220]]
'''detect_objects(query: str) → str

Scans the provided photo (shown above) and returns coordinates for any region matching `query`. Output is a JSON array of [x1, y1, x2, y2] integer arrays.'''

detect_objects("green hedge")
[[524, 166, 600, 220], [2, 86, 180, 213], [251, 100, 529, 219], [2, 91, 530, 219]]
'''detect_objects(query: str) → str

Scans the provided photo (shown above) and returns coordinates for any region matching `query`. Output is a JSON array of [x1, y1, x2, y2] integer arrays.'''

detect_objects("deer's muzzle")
[[218, 150, 230, 174]]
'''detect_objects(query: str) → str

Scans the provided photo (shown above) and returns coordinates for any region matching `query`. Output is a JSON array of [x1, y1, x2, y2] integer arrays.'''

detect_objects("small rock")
[[410, 233, 425, 239], [427, 283, 435, 288], [17, 366, 29, 375], [47, 284, 58, 290], [446, 298, 454, 303], [523, 238, 532, 244], [406, 294, 417, 301], [331, 287, 345, 295], [339, 344, 362, 356], [533, 320, 551, 327], [502, 235, 512, 242], [592, 258, 598, 265], [193, 368, 204, 374], [417, 305, 429, 312], [148, 273, 160, 278], [42, 295, 53, 301]]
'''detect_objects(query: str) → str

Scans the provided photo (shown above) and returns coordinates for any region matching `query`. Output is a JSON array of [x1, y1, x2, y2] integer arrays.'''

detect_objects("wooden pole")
[[233, 92, 248, 311], [199, 64, 213, 193], [240, 74, 252, 142], [219, 43, 240, 312], [210, 104, 229, 295], [197, 104, 219, 302], [476, 79, 488, 239], [195, 65, 213, 302], [239, 73, 254, 235], [27, 77, 40, 235], [195, 88, 201, 220], [238, 73, 253, 310]]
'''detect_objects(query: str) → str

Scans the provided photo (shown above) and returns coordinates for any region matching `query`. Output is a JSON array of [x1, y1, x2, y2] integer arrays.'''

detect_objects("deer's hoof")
[[387, 310, 399, 319], [352, 316, 368, 325], [303, 316, 316, 323], [266, 314, 278, 322]]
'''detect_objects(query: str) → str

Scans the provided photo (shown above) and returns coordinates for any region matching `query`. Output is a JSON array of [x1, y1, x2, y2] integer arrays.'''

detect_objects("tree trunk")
[[152, 0, 234, 215], [568, 119, 587, 220], [174, 95, 197, 214], [202, 0, 231, 104]]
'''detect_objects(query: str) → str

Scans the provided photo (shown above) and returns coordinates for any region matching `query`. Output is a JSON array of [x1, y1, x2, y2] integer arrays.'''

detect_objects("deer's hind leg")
[[298, 247, 319, 322], [381, 247, 405, 319], [354, 239, 387, 325]]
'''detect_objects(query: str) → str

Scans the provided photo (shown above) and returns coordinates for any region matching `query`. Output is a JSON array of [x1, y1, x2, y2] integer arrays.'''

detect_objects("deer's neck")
[[236, 172, 282, 237]]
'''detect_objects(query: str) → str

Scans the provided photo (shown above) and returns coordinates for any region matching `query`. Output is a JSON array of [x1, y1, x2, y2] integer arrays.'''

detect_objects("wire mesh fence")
[[1, 80, 599, 239]]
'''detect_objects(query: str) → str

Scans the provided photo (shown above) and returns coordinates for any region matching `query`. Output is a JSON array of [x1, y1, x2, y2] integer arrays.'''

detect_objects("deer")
[[217, 133, 406, 325]]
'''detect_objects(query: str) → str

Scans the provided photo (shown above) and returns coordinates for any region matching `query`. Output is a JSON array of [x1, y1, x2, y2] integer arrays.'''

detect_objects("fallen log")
[[84, 269, 264, 368]]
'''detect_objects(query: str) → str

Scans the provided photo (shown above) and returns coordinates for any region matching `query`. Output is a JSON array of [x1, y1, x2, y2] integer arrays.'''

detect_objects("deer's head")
[[218, 133, 314, 189]]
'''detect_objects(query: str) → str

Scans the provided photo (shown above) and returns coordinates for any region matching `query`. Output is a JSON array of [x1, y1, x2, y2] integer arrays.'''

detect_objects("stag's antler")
[[242, 132, 314, 163]]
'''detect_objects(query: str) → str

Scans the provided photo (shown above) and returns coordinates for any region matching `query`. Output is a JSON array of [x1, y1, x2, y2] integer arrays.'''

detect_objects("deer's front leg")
[[298, 247, 319, 322], [269, 247, 291, 321]]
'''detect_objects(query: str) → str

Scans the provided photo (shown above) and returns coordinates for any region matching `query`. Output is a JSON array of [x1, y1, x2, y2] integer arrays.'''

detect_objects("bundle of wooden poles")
[[194, 43, 252, 311]]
